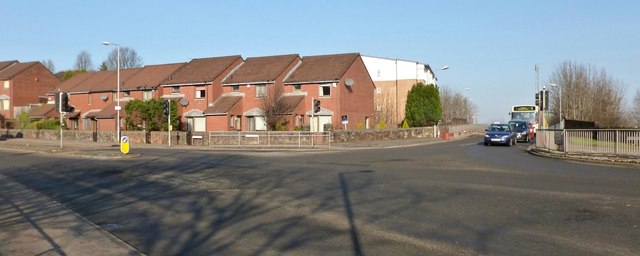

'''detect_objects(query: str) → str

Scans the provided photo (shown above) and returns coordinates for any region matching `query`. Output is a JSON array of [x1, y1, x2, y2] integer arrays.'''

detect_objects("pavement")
[[1, 135, 637, 256]]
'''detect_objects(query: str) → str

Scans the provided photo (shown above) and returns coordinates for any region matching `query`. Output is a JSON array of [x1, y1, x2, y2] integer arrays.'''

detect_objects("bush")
[[24, 120, 60, 130]]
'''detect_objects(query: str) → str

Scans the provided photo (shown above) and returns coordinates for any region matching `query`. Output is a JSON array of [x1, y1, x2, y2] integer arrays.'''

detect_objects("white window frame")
[[195, 87, 206, 99], [123, 91, 131, 97], [0, 100, 8, 110], [172, 86, 180, 93], [293, 84, 302, 91], [319, 83, 331, 97], [143, 90, 153, 101], [230, 116, 235, 128], [3, 80, 9, 89], [256, 85, 267, 98], [231, 85, 239, 91]]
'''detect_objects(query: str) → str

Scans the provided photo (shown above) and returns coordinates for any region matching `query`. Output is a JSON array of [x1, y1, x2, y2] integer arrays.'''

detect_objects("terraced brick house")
[[0, 60, 60, 127]]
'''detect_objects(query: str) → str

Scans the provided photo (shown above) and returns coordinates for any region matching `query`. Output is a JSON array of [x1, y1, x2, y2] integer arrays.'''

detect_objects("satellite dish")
[[180, 98, 189, 106], [345, 79, 354, 87], [101, 95, 109, 101]]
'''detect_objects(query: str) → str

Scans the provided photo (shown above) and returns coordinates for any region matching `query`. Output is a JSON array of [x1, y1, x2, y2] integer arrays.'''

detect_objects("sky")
[[2, 0, 638, 124]]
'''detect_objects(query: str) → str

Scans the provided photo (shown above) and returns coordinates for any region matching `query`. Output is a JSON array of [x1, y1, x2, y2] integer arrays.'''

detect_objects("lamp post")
[[102, 41, 121, 142], [549, 83, 562, 123]]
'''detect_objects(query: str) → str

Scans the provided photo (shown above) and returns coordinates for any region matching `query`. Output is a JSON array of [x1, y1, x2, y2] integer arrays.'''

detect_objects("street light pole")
[[550, 83, 562, 124], [102, 41, 121, 142]]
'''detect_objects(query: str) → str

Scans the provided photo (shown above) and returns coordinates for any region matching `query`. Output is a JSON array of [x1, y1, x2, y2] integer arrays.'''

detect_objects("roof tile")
[[205, 94, 243, 114], [162, 56, 242, 85], [223, 54, 300, 85], [285, 53, 359, 84]]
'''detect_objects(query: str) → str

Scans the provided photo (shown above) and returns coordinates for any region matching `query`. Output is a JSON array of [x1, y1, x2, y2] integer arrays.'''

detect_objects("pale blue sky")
[[2, 0, 638, 123]]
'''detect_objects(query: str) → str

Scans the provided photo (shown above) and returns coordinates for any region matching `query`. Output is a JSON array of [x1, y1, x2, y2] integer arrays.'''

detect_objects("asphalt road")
[[1, 136, 639, 255]]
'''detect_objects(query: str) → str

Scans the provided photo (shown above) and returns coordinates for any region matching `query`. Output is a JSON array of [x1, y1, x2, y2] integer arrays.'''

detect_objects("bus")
[[510, 105, 538, 134]]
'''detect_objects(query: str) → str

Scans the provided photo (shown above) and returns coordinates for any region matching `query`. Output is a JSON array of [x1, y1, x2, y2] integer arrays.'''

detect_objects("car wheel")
[[484, 142, 489, 146]]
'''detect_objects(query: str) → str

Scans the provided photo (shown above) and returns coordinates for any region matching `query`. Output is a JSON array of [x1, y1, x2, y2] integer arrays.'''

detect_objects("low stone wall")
[[2, 124, 485, 146], [332, 126, 436, 143]]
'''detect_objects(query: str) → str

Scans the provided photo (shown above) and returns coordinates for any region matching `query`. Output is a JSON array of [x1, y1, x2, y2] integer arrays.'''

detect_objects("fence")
[[536, 129, 640, 156], [205, 131, 332, 148]]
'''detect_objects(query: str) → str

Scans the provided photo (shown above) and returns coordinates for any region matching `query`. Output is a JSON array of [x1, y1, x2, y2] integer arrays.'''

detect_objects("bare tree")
[[74, 50, 93, 71], [548, 61, 626, 128], [40, 59, 55, 73], [261, 85, 290, 131], [374, 89, 396, 128], [630, 89, 640, 128], [440, 86, 475, 124], [103, 47, 143, 70]]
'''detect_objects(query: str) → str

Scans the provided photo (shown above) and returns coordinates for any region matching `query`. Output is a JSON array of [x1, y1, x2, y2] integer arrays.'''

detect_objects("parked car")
[[484, 123, 517, 146], [508, 120, 532, 142]]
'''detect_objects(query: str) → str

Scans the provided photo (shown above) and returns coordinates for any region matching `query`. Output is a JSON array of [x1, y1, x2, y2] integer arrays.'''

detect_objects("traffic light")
[[55, 92, 61, 113], [313, 99, 320, 113], [61, 92, 74, 112], [55, 92, 74, 113], [543, 90, 550, 111], [163, 100, 170, 116], [538, 90, 546, 110], [535, 92, 540, 108]]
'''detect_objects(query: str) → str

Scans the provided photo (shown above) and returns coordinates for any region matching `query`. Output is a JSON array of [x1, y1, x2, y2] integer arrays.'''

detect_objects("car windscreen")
[[489, 125, 511, 132]]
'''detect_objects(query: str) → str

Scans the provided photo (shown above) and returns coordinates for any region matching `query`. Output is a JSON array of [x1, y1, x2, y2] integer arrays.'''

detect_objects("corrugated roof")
[[162, 56, 242, 85], [123, 63, 186, 90], [222, 54, 300, 85], [204, 94, 243, 114], [284, 53, 359, 84], [0, 62, 37, 79]]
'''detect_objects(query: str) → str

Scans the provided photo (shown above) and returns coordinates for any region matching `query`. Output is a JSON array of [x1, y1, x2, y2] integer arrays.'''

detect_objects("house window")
[[0, 100, 8, 110], [195, 87, 205, 99], [143, 90, 153, 101], [172, 86, 180, 93], [3, 80, 8, 89], [256, 85, 266, 98], [319, 83, 331, 97], [293, 84, 302, 91], [236, 116, 241, 130], [124, 91, 131, 97], [295, 115, 303, 126], [230, 116, 235, 128], [231, 85, 239, 91]]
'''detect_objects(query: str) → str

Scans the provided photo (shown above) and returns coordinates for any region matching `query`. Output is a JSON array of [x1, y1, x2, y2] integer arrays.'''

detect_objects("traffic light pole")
[[58, 92, 63, 148], [167, 100, 171, 147]]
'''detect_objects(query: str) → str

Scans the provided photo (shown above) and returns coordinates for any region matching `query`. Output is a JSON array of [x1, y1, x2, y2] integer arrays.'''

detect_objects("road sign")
[[341, 115, 348, 124], [120, 136, 129, 155]]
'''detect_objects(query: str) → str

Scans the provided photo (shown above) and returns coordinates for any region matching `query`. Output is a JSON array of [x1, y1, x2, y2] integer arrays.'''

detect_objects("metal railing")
[[207, 131, 331, 148], [536, 129, 640, 156]]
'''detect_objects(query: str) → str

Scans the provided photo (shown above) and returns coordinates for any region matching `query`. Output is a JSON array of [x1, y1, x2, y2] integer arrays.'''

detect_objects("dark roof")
[[29, 104, 56, 119], [284, 53, 359, 84], [0, 62, 38, 80], [123, 63, 186, 90], [204, 94, 243, 114], [222, 54, 300, 85], [162, 56, 242, 85], [277, 94, 305, 114]]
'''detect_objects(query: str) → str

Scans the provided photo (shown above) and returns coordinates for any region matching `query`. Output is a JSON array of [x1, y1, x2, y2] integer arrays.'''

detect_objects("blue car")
[[484, 123, 517, 146]]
